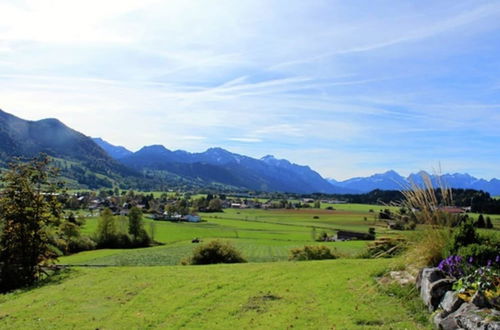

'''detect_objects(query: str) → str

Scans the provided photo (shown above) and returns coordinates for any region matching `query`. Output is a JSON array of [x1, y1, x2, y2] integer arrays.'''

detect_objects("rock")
[[419, 268, 447, 309], [440, 291, 464, 314], [433, 310, 451, 329], [471, 292, 490, 309], [449, 303, 500, 330], [416, 268, 424, 291], [455, 305, 485, 329], [418, 268, 445, 289], [389, 271, 416, 285], [422, 278, 455, 311], [438, 311, 460, 330]]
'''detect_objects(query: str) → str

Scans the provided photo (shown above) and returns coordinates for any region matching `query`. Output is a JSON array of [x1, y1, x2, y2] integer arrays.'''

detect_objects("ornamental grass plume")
[[400, 171, 453, 226], [401, 170, 454, 267]]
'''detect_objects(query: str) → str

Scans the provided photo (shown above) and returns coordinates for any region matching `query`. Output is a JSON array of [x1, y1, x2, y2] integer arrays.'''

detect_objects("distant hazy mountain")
[[119, 144, 344, 194], [329, 170, 500, 195], [93, 137, 133, 159]]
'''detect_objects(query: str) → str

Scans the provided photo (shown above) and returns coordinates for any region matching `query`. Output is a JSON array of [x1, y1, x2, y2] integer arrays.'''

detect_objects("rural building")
[[185, 215, 201, 222], [439, 206, 466, 214], [336, 230, 375, 241]]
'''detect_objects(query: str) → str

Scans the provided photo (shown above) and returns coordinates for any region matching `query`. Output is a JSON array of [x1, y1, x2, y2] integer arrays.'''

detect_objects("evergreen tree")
[[485, 216, 493, 229], [476, 214, 486, 228], [128, 206, 144, 239], [0, 155, 63, 292]]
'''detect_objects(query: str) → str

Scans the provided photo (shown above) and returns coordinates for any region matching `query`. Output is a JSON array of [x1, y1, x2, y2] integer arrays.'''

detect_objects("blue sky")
[[0, 0, 499, 180]]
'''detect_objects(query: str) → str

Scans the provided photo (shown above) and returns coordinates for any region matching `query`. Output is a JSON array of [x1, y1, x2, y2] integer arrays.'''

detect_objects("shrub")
[[184, 240, 246, 265], [289, 245, 338, 261], [67, 236, 97, 253], [316, 231, 329, 242], [475, 214, 486, 228], [456, 244, 499, 267], [486, 216, 493, 229], [444, 219, 479, 257]]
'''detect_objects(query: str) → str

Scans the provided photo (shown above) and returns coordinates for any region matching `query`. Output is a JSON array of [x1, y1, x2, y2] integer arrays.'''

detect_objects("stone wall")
[[416, 267, 499, 329]]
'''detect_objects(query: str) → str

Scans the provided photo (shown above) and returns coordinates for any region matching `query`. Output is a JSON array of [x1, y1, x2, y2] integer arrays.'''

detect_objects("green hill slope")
[[0, 260, 429, 329]]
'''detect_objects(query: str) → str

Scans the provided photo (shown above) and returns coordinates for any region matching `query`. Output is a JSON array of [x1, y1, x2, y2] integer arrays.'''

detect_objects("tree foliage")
[[0, 155, 63, 292], [128, 207, 143, 238], [95, 208, 118, 247]]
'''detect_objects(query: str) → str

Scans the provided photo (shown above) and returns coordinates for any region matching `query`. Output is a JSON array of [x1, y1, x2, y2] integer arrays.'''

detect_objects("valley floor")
[[0, 259, 430, 329]]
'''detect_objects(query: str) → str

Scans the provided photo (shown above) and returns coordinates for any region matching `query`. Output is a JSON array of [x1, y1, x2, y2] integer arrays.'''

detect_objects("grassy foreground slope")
[[0, 259, 428, 329]]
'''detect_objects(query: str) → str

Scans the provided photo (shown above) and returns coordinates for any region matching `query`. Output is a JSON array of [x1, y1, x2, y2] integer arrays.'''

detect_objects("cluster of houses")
[[224, 198, 345, 210], [87, 198, 145, 216], [149, 213, 201, 222]]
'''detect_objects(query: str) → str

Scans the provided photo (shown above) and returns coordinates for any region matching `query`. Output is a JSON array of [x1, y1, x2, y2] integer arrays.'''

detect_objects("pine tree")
[[485, 216, 493, 229], [128, 206, 143, 239], [476, 214, 486, 228]]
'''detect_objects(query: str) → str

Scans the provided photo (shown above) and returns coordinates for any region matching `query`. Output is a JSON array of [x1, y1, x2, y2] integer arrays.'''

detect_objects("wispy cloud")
[[228, 137, 262, 143], [1, 0, 499, 179]]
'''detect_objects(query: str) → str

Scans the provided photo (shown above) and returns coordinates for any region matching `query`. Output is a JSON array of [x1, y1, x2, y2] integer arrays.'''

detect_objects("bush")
[[289, 245, 338, 261], [184, 240, 246, 265], [316, 231, 329, 242], [475, 214, 486, 228], [456, 244, 499, 267], [486, 216, 493, 229], [67, 236, 97, 253], [444, 219, 479, 257]]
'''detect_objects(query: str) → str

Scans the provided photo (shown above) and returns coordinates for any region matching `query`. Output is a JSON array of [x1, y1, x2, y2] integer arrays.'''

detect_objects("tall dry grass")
[[400, 172, 454, 267]]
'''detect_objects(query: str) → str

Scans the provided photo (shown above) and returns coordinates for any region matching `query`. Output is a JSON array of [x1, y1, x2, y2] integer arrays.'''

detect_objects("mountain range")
[[328, 170, 500, 196], [94, 140, 341, 194], [0, 108, 498, 195]]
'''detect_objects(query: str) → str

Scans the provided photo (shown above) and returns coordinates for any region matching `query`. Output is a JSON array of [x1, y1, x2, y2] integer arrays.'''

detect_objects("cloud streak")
[[0, 0, 500, 179]]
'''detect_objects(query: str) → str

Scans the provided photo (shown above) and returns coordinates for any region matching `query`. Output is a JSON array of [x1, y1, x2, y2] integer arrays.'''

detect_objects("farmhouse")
[[336, 230, 375, 241], [438, 206, 466, 214]]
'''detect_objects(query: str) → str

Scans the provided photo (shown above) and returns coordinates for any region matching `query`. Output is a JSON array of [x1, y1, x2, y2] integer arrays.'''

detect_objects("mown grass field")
[[7, 203, 497, 329], [61, 204, 402, 266], [61, 204, 499, 266], [0, 259, 430, 329]]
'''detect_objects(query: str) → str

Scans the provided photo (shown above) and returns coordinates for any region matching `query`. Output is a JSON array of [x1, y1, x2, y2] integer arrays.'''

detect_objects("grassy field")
[[0, 259, 430, 329], [62, 204, 499, 267], [3, 203, 469, 329], [62, 204, 404, 266]]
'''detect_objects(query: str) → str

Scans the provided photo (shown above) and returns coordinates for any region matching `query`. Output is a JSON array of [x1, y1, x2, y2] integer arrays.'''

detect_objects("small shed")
[[186, 215, 201, 222]]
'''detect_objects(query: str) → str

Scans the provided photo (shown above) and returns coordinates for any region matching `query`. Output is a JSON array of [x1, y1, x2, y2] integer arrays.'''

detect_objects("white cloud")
[[0, 0, 500, 179], [228, 137, 262, 143]]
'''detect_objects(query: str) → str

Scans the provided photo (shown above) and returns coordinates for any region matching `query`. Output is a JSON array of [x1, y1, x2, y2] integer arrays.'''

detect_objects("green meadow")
[[0, 260, 430, 329], [5, 203, 498, 329], [62, 204, 400, 266]]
